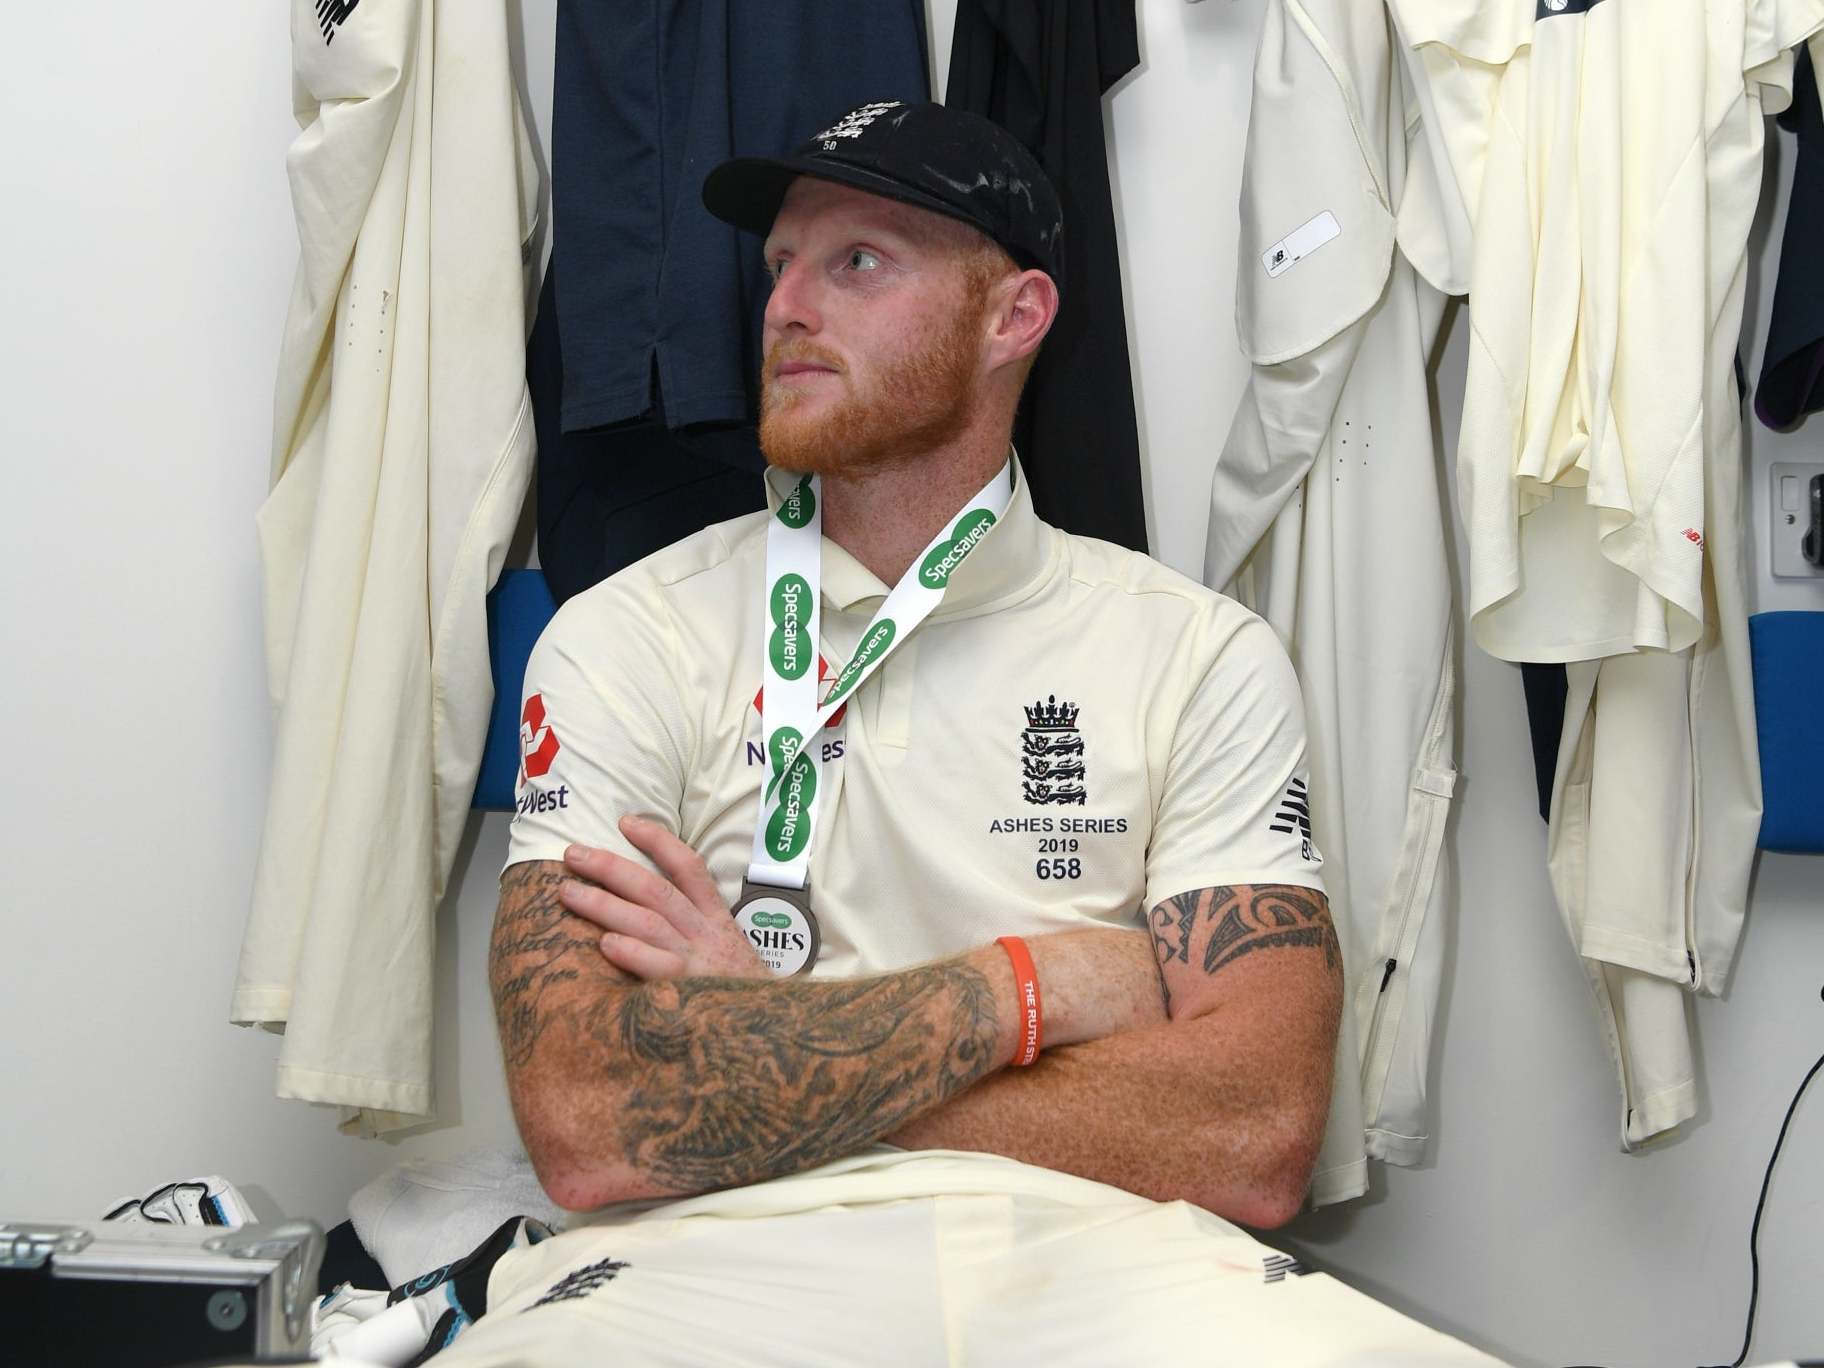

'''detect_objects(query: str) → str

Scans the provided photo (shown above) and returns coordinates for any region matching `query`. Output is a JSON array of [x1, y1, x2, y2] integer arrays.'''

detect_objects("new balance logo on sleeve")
[[1269, 776, 1315, 861], [533, 1257, 631, 1308], [315, 0, 361, 44], [1263, 1253, 1311, 1284]]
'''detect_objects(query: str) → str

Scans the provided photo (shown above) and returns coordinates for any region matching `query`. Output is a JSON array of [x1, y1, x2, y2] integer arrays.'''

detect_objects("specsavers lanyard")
[[734, 462, 1014, 975]]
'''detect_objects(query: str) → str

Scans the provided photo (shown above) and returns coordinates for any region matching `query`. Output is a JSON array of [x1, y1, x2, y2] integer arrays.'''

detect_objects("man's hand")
[[557, 815, 767, 981]]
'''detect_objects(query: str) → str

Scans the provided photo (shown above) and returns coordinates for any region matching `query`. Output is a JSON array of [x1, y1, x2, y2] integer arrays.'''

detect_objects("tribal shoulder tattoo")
[[1145, 884, 1341, 1013], [489, 862, 1003, 1194]]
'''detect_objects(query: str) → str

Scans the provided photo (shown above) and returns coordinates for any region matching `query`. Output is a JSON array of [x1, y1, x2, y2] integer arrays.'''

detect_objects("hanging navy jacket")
[[947, 0, 1149, 552]]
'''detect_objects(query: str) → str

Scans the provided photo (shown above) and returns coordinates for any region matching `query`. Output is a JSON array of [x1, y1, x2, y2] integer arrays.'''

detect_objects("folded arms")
[[490, 820, 1339, 1227]]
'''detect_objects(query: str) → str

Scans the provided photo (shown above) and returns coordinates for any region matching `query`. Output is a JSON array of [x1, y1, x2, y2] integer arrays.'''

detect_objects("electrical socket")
[[1769, 462, 1824, 579]]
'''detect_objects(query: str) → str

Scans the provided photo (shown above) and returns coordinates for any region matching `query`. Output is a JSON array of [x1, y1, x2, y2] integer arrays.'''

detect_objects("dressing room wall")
[[0, 6, 417, 1226], [2, 4, 1821, 1366]]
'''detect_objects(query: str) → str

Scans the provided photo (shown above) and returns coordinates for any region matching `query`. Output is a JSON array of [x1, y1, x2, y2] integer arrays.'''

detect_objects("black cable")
[[1563, 1045, 1824, 1368], [1699, 1047, 1824, 1368]]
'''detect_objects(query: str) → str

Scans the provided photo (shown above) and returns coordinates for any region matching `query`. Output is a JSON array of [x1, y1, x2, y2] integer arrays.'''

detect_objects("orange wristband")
[[995, 936, 1043, 1066]]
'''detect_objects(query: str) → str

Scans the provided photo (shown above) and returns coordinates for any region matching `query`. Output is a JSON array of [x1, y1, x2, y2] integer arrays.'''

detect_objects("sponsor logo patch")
[[520, 694, 561, 781], [919, 507, 997, 588], [753, 654, 846, 725], [824, 619, 897, 706], [769, 573, 812, 680], [776, 475, 816, 529], [517, 785, 569, 817], [765, 753, 818, 861], [533, 1257, 631, 1308], [1269, 776, 1315, 861], [314, 0, 361, 44], [1263, 1253, 1310, 1284], [766, 725, 804, 800]]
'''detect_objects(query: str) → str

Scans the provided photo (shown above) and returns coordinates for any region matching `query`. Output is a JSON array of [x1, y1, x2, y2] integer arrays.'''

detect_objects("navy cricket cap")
[[702, 101, 1065, 288]]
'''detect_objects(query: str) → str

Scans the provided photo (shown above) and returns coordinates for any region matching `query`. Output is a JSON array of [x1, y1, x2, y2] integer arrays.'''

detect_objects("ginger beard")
[[759, 275, 986, 477]]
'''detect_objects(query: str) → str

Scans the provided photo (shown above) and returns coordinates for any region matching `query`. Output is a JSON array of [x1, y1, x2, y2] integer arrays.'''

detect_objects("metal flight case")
[[0, 1218, 323, 1366]]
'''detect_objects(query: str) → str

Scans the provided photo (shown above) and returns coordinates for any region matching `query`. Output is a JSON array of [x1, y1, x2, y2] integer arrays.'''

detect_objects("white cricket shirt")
[[1395, 0, 1824, 661], [232, 0, 539, 1131], [507, 460, 1324, 977]]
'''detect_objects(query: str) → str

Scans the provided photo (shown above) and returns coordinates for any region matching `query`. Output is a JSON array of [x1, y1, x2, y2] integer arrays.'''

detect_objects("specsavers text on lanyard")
[[732, 461, 1015, 975]]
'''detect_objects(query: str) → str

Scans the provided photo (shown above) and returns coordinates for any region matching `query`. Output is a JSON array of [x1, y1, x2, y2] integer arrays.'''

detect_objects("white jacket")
[[231, 0, 540, 1132], [1208, 0, 1468, 1201], [1388, 0, 1801, 1145]]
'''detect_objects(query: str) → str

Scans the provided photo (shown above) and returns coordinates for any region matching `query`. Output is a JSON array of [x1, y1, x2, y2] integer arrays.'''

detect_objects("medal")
[[730, 880, 821, 978], [743, 460, 1015, 977]]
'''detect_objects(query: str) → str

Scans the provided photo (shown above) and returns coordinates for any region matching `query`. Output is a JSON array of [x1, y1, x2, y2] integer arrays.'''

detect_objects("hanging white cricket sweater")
[[1208, 0, 1470, 1202], [1389, 0, 1809, 1145], [1393, 0, 1820, 664], [231, 0, 540, 1131]]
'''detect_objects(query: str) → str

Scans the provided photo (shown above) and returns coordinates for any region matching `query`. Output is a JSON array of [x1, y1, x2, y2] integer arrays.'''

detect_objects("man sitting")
[[448, 103, 1486, 1366]]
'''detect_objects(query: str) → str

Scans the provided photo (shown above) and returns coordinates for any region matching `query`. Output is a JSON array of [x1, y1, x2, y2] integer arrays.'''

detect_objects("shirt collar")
[[761, 453, 1052, 618]]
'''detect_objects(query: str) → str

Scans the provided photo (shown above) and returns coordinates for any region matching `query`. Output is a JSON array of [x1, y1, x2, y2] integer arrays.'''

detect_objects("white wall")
[[3, 3, 1820, 1366], [0, 1, 531, 1227], [0, 4, 402, 1225]]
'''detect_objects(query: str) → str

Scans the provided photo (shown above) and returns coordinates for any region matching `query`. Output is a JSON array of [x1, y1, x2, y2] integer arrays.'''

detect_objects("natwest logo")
[[520, 693, 561, 780], [752, 654, 847, 725]]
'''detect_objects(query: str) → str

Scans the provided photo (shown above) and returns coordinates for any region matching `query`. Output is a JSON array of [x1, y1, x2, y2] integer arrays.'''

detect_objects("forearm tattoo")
[[1147, 885, 1341, 1009], [491, 863, 606, 1070], [609, 969, 1001, 1191], [489, 863, 1004, 1193]]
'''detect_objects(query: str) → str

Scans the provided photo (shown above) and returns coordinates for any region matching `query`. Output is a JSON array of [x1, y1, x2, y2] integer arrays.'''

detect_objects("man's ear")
[[986, 269, 1059, 374]]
